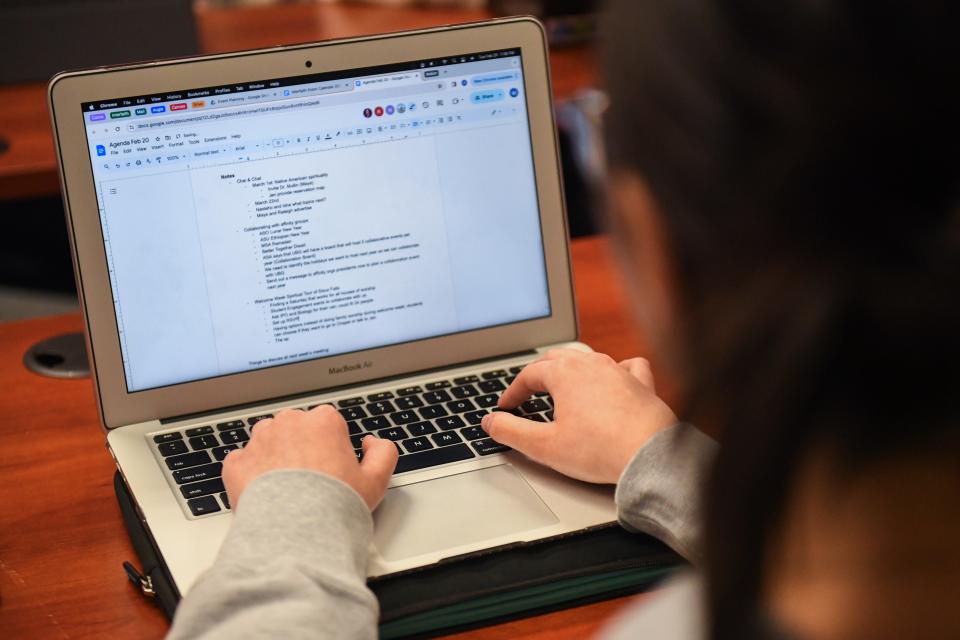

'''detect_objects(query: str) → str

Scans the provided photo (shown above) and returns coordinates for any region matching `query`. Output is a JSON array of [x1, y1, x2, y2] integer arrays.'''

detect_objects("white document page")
[[189, 137, 458, 373]]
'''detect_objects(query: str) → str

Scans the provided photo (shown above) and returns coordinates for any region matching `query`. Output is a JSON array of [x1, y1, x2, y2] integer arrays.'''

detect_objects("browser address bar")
[[135, 98, 327, 129], [134, 81, 444, 130]]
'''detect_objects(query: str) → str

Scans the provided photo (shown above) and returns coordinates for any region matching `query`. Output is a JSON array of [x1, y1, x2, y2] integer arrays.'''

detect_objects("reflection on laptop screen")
[[81, 49, 550, 393]]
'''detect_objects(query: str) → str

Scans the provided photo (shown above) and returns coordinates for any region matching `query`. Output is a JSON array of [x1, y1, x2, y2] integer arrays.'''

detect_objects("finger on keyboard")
[[498, 360, 552, 408]]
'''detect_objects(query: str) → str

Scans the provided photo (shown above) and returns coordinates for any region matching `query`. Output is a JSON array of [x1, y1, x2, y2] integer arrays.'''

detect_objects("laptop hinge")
[[159, 348, 537, 425]]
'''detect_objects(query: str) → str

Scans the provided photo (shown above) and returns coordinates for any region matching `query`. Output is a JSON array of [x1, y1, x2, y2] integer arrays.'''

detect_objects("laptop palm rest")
[[372, 464, 559, 561]]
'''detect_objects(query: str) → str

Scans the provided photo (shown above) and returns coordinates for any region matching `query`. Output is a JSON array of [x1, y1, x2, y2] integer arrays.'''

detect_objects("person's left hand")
[[222, 405, 399, 510]]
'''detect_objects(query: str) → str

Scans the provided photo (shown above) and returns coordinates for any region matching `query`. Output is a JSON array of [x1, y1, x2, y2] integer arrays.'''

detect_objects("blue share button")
[[471, 89, 505, 104]]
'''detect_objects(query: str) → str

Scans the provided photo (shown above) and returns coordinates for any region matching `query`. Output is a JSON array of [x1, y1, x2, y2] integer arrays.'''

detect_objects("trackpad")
[[373, 464, 559, 561]]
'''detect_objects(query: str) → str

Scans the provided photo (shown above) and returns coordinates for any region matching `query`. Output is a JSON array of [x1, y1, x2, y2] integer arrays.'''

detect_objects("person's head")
[[598, 1, 960, 638]]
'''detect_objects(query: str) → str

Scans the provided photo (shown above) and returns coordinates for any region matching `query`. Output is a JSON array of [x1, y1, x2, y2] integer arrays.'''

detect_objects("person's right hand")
[[481, 349, 677, 484]]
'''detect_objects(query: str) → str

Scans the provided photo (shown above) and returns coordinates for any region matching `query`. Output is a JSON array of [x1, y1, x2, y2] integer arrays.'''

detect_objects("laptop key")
[[482, 369, 508, 379], [367, 401, 396, 416], [153, 432, 183, 444], [478, 379, 506, 393], [216, 420, 244, 431], [396, 385, 423, 396], [340, 406, 367, 421], [419, 405, 448, 419], [338, 397, 365, 407], [367, 391, 394, 402], [354, 449, 363, 462], [390, 410, 419, 425], [453, 375, 480, 385], [464, 410, 488, 425], [401, 437, 433, 453], [407, 421, 436, 436], [187, 495, 221, 517], [350, 434, 366, 449], [165, 451, 211, 470], [505, 375, 517, 384], [423, 390, 451, 404], [347, 421, 362, 435], [475, 393, 499, 408], [185, 426, 213, 437], [545, 409, 555, 421], [189, 435, 219, 450], [461, 426, 486, 441], [521, 399, 551, 414], [220, 491, 231, 510], [436, 415, 466, 430], [394, 443, 473, 474], [219, 429, 249, 445], [526, 413, 547, 423], [446, 399, 476, 414], [361, 416, 389, 431], [472, 438, 511, 456], [377, 427, 408, 441], [425, 380, 451, 390], [180, 477, 225, 500], [509, 366, 525, 374], [494, 406, 523, 417], [395, 395, 424, 410], [247, 414, 273, 426], [173, 462, 223, 485], [450, 384, 479, 399], [431, 431, 464, 447], [212, 445, 238, 461], [158, 440, 188, 457]]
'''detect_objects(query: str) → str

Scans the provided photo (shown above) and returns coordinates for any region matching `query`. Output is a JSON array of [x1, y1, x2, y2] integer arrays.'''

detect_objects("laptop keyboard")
[[149, 365, 554, 518]]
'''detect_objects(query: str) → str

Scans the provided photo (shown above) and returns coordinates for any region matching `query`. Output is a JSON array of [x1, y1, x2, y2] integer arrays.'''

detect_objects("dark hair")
[[600, 1, 960, 638]]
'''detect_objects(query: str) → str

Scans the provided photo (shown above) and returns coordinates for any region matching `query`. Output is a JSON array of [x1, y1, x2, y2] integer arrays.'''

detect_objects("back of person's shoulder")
[[600, 570, 706, 640]]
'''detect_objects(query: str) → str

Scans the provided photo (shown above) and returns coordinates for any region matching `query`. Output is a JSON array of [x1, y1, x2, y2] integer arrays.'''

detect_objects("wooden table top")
[[0, 235, 664, 639], [0, 3, 597, 201]]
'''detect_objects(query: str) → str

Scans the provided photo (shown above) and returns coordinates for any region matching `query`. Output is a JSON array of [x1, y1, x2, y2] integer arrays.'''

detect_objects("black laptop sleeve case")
[[115, 471, 683, 637]]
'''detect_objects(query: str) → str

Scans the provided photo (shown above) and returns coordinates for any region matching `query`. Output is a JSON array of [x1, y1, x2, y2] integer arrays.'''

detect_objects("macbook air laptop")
[[48, 17, 616, 596]]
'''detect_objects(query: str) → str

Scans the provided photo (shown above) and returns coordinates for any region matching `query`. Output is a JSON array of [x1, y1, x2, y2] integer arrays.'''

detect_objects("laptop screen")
[[81, 49, 551, 393]]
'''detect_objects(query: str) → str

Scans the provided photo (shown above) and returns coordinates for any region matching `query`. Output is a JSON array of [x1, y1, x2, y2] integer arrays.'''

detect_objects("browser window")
[[81, 49, 551, 393]]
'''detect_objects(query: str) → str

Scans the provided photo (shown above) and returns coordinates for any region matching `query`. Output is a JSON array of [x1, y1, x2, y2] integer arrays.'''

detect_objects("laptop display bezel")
[[49, 18, 578, 429]]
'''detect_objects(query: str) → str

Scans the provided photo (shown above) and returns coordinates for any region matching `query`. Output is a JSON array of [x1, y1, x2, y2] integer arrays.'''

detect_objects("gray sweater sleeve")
[[167, 469, 378, 640], [167, 423, 716, 639], [615, 423, 718, 565]]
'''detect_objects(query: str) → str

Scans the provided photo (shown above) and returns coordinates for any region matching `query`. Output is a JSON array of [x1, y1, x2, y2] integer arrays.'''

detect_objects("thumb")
[[359, 436, 398, 506], [481, 411, 550, 461]]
